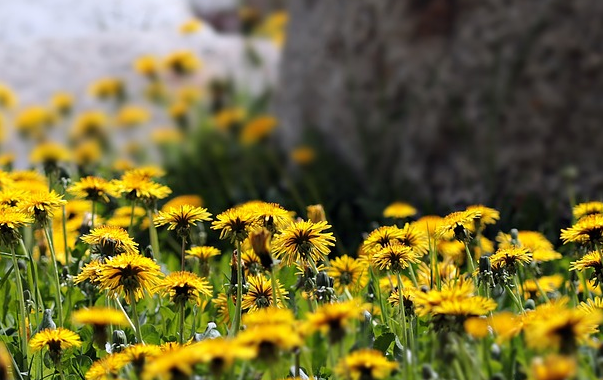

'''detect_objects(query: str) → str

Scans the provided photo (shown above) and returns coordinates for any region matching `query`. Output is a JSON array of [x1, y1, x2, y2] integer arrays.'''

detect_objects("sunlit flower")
[[81, 225, 139, 257], [0, 83, 18, 109], [410, 215, 444, 238], [561, 214, 603, 247], [238, 200, 293, 233], [362, 226, 405, 255], [211, 207, 259, 243], [466, 204, 499, 227], [522, 274, 564, 299], [20, 190, 66, 225], [162, 195, 203, 210], [578, 297, 603, 314], [186, 338, 256, 375], [72, 307, 128, 347], [497, 230, 561, 262], [69, 176, 119, 203], [531, 354, 576, 380], [185, 246, 220, 261], [525, 306, 602, 353], [371, 242, 420, 273], [152, 128, 183, 145], [115, 105, 150, 129], [242, 275, 287, 311], [73, 140, 102, 167], [212, 293, 231, 325], [489, 246, 532, 272], [89, 77, 125, 101], [306, 204, 326, 223], [155, 271, 212, 306], [328, 255, 369, 292], [179, 19, 203, 34], [74, 259, 103, 285], [30, 328, 81, 363], [0, 206, 34, 245], [573, 201, 603, 221], [237, 323, 301, 361], [122, 344, 162, 373], [305, 299, 364, 343], [134, 55, 160, 79], [335, 349, 397, 380], [97, 252, 163, 302], [86, 353, 128, 380], [272, 220, 336, 266], [51, 91, 74, 116], [464, 312, 521, 341], [164, 51, 201, 76], [154, 205, 211, 237], [71, 110, 109, 142], [240, 115, 277, 145], [30, 141, 70, 167], [436, 209, 481, 242], [213, 107, 246, 130], [113, 171, 171, 206], [290, 146, 316, 165], [383, 202, 417, 219], [106, 206, 147, 229], [15, 106, 55, 140], [0, 343, 12, 380]]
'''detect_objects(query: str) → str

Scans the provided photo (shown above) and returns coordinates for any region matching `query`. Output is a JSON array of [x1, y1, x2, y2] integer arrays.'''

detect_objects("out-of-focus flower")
[[134, 55, 161, 80], [0, 83, 18, 109], [50, 91, 74, 116], [179, 19, 203, 34], [213, 107, 246, 130], [240, 115, 277, 145], [89, 77, 125, 102], [15, 106, 55, 140], [71, 110, 109, 143], [290, 146, 315, 166], [30, 141, 71, 167], [164, 51, 201, 76], [152, 127, 183, 145], [115, 105, 150, 129]]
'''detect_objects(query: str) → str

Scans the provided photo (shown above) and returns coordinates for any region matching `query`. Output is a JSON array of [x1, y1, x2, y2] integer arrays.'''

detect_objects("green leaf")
[[141, 324, 161, 345], [373, 332, 395, 353]]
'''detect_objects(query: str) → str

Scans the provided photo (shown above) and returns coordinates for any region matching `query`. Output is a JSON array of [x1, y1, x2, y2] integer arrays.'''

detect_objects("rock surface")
[[276, 0, 603, 210]]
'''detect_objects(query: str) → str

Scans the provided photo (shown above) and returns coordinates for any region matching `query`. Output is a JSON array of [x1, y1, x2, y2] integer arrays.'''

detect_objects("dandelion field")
[[0, 10, 601, 380]]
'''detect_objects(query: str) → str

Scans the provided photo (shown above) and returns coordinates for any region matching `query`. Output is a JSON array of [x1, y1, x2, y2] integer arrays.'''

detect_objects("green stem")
[[180, 236, 186, 272], [269, 266, 279, 307], [128, 201, 136, 236], [369, 266, 389, 329], [61, 205, 69, 266], [505, 284, 524, 313], [20, 239, 44, 313], [10, 245, 28, 370], [91, 201, 96, 229], [128, 293, 144, 344], [179, 303, 185, 344], [229, 241, 243, 337], [148, 210, 160, 261], [463, 242, 476, 278], [43, 227, 63, 327]]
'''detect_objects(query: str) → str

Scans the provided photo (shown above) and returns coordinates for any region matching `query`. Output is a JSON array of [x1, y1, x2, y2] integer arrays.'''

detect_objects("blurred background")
[[1, 0, 602, 250]]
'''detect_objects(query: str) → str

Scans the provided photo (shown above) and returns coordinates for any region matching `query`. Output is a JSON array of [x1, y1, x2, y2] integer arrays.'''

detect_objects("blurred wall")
[[275, 0, 603, 211]]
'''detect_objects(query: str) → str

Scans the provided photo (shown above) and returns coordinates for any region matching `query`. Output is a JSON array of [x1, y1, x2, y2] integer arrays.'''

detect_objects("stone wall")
[[275, 0, 603, 210]]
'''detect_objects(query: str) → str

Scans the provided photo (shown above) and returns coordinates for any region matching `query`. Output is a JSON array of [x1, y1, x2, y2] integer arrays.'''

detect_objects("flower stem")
[[61, 205, 69, 266], [180, 236, 186, 272], [43, 226, 63, 327], [179, 303, 185, 344], [229, 241, 243, 337], [91, 201, 96, 229], [463, 242, 476, 277], [269, 266, 279, 307], [10, 245, 28, 369], [128, 293, 144, 344], [20, 239, 43, 318], [128, 201, 136, 236], [148, 209, 161, 261]]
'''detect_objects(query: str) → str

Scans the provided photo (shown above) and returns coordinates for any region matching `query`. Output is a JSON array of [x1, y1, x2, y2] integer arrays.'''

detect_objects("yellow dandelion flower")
[[0, 206, 34, 245], [0, 83, 18, 109], [412, 215, 444, 237], [162, 195, 203, 210], [74, 259, 103, 285], [466, 204, 500, 226], [106, 206, 147, 229], [328, 255, 369, 293], [335, 349, 397, 380], [243, 307, 295, 328], [50, 92, 73, 116], [0, 343, 12, 380], [72, 307, 128, 327], [179, 19, 203, 34], [578, 297, 603, 314], [113, 171, 171, 204], [573, 201, 603, 221], [185, 246, 220, 261], [164, 51, 201, 76], [115, 105, 150, 128], [141, 345, 196, 380], [272, 220, 336, 266], [211, 207, 259, 243], [238, 200, 293, 233], [81, 225, 138, 256], [85, 353, 129, 380], [154, 205, 211, 236], [307, 204, 326, 223], [134, 55, 160, 79], [490, 246, 532, 271], [97, 252, 163, 303], [371, 242, 420, 273], [15, 106, 55, 140], [155, 271, 212, 306], [240, 115, 277, 145], [569, 251, 601, 272], [30, 141, 70, 166], [152, 127, 183, 145], [497, 230, 561, 262], [0, 153, 15, 168], [237, 323, 301, 361], [122, 344, 162, 371], [305, 299, 364, 343], [213, 107, 246, 130], [73, 140, 102, 167], [20, 190, 66, 225], [186, 338, 256, 375], [290, 146, 316, 165], [71, 110, 109, 142], [212, 293, 231, 325], [242, 275, 287, 311], [69, 176, 119, 203], [29, 327, 81, 355], [437, 240, 466, 265], [561, 214, 603, 246], [383, 201, 417, 219], [526, 307, 602, 353], [522, 274, 564, 299], [531, 354, 576, 380], [362, 226, 405, 255], [436, 209, 480, 241], [89, 78, 125, 100]]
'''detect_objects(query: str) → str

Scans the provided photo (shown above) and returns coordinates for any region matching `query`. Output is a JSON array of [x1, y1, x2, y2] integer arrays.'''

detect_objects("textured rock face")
[[276, 0, 603, 209]]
